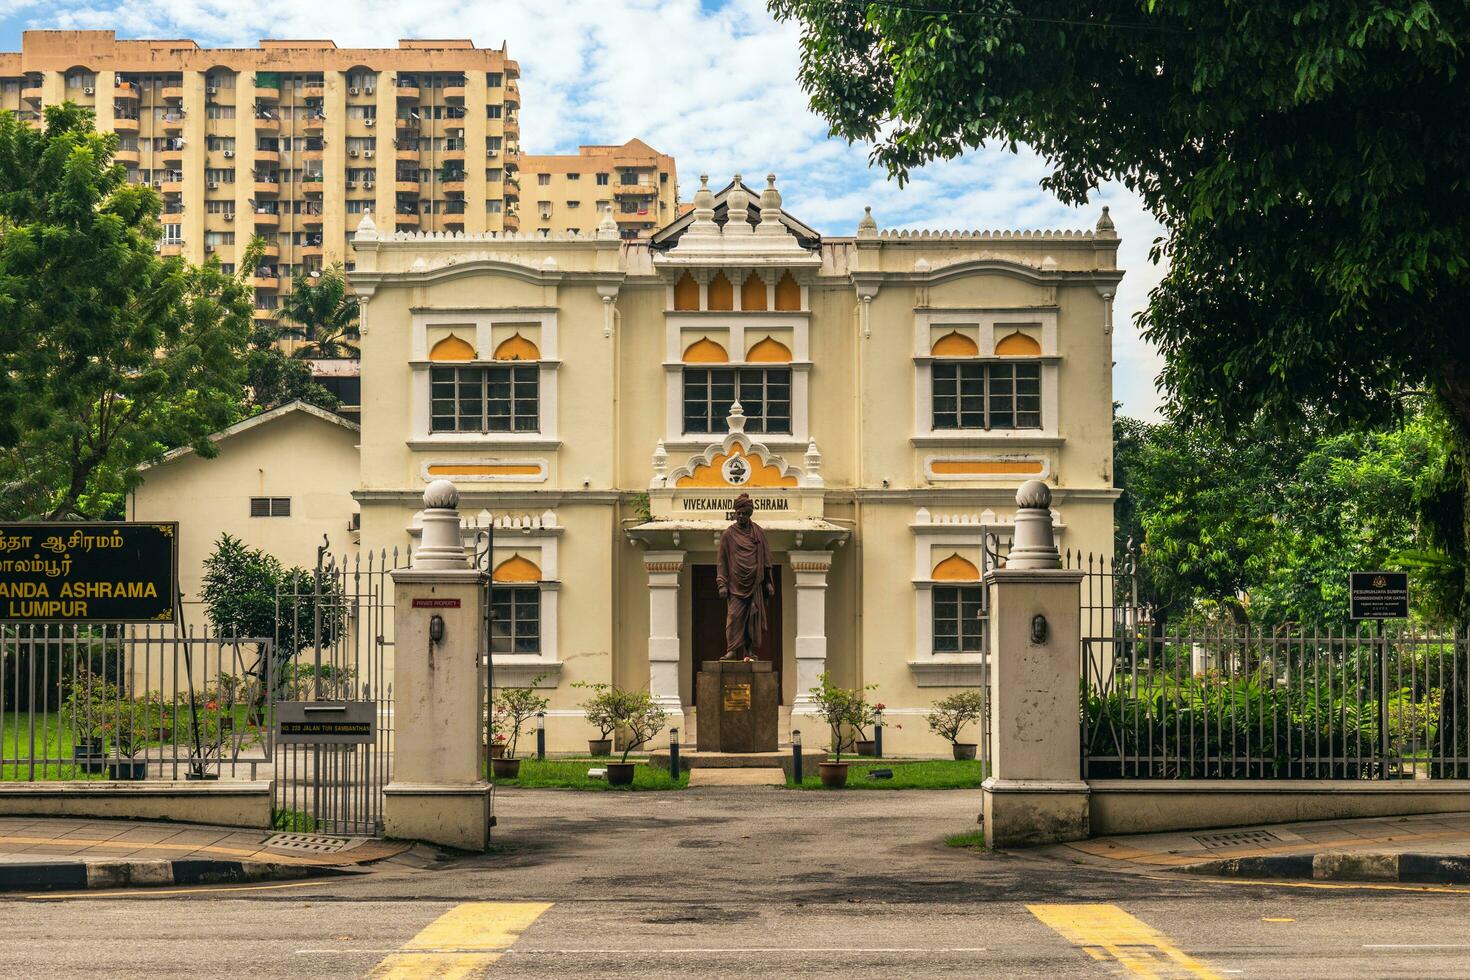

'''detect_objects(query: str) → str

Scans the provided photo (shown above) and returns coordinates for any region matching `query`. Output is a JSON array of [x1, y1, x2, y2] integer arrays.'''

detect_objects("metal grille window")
[[683, 367, 791, 434], [932, 361, 1041, 430], [490, 586, 540, 654], [250, 497, 291, 517], [430, 365, 538, 433], [933, 585, 984, 654]]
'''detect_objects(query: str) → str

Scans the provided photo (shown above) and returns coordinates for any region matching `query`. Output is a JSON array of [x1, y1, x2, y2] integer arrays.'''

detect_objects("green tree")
[[279, 262, 359, 360], [770, 1, 1470, 606], [0, 103, 253, 518], [241, 322, 339, 415]]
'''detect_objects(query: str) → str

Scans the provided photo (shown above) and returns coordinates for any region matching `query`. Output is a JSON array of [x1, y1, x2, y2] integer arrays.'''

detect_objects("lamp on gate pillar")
[[536, 710, 545, 760]]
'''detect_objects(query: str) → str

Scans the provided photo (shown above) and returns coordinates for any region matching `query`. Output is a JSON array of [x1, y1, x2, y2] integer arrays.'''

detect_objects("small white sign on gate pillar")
[[382, 480, 493, 851], [981, 481, 1090, 847]]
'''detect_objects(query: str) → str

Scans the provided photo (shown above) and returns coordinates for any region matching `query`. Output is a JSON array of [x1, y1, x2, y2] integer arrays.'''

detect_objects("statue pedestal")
[[696, 661, 778, 753]]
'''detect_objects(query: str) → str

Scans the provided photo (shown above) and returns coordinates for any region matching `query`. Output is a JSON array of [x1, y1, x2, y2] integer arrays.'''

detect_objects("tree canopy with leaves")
[[279, 262, 360, 361], [0, 104, 254, 518], [771, 1, 1470, 598]]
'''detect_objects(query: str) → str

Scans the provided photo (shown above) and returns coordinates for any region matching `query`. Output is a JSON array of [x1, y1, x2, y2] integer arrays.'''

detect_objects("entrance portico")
[[628, 406, 846, 739]]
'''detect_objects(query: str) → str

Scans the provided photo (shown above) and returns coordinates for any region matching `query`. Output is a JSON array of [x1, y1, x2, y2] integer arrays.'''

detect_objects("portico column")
[[643, 551, 686, 730], [788, 550, 833, 720]]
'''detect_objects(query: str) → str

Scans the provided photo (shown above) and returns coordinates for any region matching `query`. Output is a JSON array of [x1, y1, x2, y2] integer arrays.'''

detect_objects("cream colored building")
[[132, 173, 1121, 754], [520, 139, 678, 239], [349, 174, 1122, 753], [0, 30, 523, 323]]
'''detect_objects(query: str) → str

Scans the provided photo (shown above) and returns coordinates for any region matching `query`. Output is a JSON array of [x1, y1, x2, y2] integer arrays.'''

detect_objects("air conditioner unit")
[[207, 86, 218, 96], [152, 180, 162, 188], [365, 85, 376, 95], [83, 87, 94, 96], [349, 86, 359, 96], [363, 180, 374, 189], [364, 118, 375, 127], [451, 128, 464, 138], [349, 149, 359, 158], [224, 212, 234, 221], [364, 150, 374, 159], [207, 181, 219, 189], [205, 244, 215, 253], [346, 180, 357, 188], [223, 149, 235, 158], [487, 149, 498, 157]]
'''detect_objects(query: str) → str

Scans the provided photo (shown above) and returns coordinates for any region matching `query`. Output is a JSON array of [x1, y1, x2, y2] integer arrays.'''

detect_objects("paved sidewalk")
[[1038, 811, 1470, 883], [0, 816, 419, 892]]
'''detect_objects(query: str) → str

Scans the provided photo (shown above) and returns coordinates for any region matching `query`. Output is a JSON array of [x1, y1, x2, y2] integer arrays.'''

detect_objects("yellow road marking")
[[1262, 917, 1295, 923], [371, 901, 554, 979], [1029, 903, 1223, 979]]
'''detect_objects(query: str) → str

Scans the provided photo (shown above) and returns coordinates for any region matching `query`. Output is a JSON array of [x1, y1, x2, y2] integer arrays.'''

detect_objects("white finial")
[[857, 205, 878, 239], [355, 210, 378, 240], [652, 440, 669, 486], [596, 204, 619, 240], [1006, 480, 1060, 570], [804, 439, 824, 487], [1096, 205, 1116, 235], [756, 172, 785, 235], [726, 401, 748, 435], [725, 175, 752, 236], [415, 480, 469, 569]]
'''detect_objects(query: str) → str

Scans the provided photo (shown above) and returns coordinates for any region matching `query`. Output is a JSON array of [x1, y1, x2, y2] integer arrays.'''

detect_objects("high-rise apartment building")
[[0, 31, 523, 322], [521, 139, 677, 239]]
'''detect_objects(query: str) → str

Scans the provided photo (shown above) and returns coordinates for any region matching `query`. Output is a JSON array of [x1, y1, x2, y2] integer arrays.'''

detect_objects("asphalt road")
[[5, 787, 1470, 978]]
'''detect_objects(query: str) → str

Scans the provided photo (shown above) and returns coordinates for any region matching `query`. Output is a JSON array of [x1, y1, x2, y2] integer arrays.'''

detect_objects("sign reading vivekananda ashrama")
[[0, 523, 178, 623]]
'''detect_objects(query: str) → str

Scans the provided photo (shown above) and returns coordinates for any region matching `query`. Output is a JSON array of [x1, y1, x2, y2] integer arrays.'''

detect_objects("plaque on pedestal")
[[696, 660, 778, 753]]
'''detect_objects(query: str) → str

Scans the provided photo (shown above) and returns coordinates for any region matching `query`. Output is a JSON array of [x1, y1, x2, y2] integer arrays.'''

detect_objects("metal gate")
[[272, 542, 402, 835]]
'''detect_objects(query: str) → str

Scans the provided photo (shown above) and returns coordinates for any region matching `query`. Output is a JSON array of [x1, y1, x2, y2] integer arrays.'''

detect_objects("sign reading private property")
[[0, 523, 178, 623], [1349, 571, 1409, 621]]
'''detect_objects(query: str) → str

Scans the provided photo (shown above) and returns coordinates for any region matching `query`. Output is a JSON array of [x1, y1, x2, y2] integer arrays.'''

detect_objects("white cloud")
[[27, 0, 1167, 416]]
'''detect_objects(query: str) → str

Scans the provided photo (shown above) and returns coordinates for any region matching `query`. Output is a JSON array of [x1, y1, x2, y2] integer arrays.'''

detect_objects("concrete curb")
[[0, 858, 356, 893], [1181, 851, 1470, 885]]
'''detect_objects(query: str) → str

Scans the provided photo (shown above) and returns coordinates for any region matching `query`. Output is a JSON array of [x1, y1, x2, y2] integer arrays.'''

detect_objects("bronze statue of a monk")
[[717, 493, 774, 661]]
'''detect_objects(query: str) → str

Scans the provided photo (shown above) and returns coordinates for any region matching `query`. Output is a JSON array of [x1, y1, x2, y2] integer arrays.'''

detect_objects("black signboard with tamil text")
[[1349, 571, 1409, 621], [0, 523, 178, 623]]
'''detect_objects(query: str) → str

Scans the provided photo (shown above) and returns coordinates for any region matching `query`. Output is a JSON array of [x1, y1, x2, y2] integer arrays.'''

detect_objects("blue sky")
[[0, 0, 1166, 418]]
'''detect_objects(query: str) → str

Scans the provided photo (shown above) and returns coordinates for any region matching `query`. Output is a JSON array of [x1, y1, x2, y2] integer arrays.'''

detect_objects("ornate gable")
[[652, 404, 822, 490]]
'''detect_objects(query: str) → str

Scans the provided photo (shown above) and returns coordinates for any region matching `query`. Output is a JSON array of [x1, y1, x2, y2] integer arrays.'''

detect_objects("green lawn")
[[787, 759, 985, 790], [945, 830, 988, 851], [488, 758, 689, 791], [0, 711, 99, 781]]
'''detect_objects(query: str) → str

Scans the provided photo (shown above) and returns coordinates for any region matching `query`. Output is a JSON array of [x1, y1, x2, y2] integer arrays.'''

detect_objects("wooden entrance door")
[[691, 564, 782, 704]]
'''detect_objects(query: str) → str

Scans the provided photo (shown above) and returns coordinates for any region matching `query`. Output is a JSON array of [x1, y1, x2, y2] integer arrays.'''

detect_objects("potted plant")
[[103, 699, 149, 781], [490, 675, 549, 780], [926, 690, 986, 760], [61, 669, 112, 774], [573, 682, 618, 756], [809, 673, 877, 788], [603, 687, 667, 787], [487, 704, 508, 758]]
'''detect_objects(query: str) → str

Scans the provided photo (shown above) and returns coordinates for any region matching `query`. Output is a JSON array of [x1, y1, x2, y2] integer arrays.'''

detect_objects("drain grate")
[[263, 833, 353, 854], [1192, 829, 1281, 849]]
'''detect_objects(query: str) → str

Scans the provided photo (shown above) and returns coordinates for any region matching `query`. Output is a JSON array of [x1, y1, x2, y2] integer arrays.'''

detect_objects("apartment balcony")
[[159, 241, 184, 257], [161, 145, 184, 166], [255, 149, 280, 166], [254, 84, 279, 102], [394, 211, 420, 227], [252, 274, 279, 289], [443, 84, 465, 102], [259, 241, 280, 259], [253, 210, 279, 227], [443, 146, 466, 163], [162, 114, 185, 134], [616, 183, 657, 198], [395, 117, 421, 133], [444, 212, 465, 230], [396, 144, 419, 161], [159, 180, 184, 196], [300, 241, 324, 257], [615, 210, 654, 223], [254, 179, 280, 196], [114, 148, 139, 165], [442, 179, 465, 195], [21, 85, 42, 104], [302, 149, 324, 162], [395, 84, 420, 101], [253, 307, 277, 321], [302, 79, 325, 94], [254, 115, 280, 132], [162, 85, 184, 103], [302, 210, 323, 228], [303, 115, 325, 134], [112, 115, 139, 133], [396, 179, 420, 194], [503, 214, 519, 233], [114, 82, 140, 101], [302, 178, 325, 198]]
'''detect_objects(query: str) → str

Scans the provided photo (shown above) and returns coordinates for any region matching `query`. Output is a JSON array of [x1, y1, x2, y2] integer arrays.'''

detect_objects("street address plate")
[[276, 701, 375, 745]]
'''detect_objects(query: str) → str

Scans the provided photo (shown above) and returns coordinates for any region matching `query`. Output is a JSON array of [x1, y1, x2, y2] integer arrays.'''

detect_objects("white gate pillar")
[[643, 551, 686, 731], [383, 480, 493, 851], [981, 481, 1089, 848], [788, 550, 833, 721]]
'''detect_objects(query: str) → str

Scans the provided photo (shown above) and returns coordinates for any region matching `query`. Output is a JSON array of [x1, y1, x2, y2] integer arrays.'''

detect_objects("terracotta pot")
[[952, 742, 978, 761], [855, 740, 876, 757], [491, 757, 521, 780], [588, 739, 613, 757], [606, 762, 636, 786], [489, 743, 505, 759], [818, 761, 849, 788]]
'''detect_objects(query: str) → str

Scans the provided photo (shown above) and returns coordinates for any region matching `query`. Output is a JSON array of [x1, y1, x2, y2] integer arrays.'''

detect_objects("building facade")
[[520, 139, 678, 239], [346, 174, 1123, 752], [0, 30, 523, 322]]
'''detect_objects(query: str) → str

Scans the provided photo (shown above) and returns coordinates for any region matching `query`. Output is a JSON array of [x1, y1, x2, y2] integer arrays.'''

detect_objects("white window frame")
[[408, 308, 560, 450], [911, 309, 1062, 448]]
